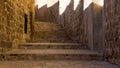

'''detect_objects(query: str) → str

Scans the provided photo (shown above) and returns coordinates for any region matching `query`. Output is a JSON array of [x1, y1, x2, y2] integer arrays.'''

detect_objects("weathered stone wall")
[[83, 0, 93, 48], [83, 0, 104, 52], [92, 2, 104, 52], [0, 0, 35, 53], [103, 0, 120, 65], [60, 0, 104, 52], [47, 2, 59, 23], [35, 5, 48, 22], [35, 0, 59, 23], [60, 0, 84, 43]]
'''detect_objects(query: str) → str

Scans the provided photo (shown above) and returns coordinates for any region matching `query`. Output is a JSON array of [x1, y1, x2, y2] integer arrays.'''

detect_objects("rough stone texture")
[[32, 22, 75, 43], [60, 0, 84, 43], [103, 0, 120, 66], [0, 21, 103, 62], [35, 5, 48, 22], [35, 0, 59, 23], [0, 60, 119, 68], [35, 0, 104, 52], [83, 0, 93, 50], [92, 1, 104, 52], [83, 0, 104, 52], [0, 0, 35, 53], [59, 0, 104, 52], [0, 0, 120, 67]]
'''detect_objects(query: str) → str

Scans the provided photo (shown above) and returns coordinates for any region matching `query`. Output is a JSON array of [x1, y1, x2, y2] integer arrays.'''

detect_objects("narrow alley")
[[0, 0, 120, 68]]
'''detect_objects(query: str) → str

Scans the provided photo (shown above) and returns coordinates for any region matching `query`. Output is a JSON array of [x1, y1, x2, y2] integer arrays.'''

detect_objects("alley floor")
[[0, 60, 120, 68]]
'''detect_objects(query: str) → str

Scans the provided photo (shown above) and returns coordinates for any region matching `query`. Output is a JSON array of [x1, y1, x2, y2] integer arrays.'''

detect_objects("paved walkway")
[[0, 60, 119, 68]]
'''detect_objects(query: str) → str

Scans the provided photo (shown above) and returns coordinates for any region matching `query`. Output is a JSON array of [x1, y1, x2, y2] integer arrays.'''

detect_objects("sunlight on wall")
[[59, 0, 71, 15], [74, 0, 80, 10], [84, 0, 104, 10], [93, 0, 104, 6], [84, 0, 92, 10]]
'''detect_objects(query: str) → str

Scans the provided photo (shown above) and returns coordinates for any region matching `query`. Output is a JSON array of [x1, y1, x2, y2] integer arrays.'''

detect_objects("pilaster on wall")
[[83, 0, 94, 49], [83, 0, 104, 52]]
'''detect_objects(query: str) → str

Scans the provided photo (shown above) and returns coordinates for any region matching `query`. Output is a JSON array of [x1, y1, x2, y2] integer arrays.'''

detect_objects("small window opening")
[[24, 14, 28, 34]]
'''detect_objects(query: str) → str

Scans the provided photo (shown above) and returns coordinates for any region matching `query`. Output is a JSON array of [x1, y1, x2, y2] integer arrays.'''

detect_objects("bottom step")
[[1, 49, 103, 61], [0, 60, 119, 68]]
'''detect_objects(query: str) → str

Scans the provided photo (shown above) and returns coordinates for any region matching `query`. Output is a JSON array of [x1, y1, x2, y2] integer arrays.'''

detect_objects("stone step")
[[33, 31, 69, 38], [19, 43, 89, 49], [37, 29, 66, 32], [32, 39, 76, 42], [34, 22, 64, 31], [34, 31, 68, 36], [32, 40, 79, 43], [2, 49, 103, 61], [0, 60, 119, 68], [37, 27, 64, 31]]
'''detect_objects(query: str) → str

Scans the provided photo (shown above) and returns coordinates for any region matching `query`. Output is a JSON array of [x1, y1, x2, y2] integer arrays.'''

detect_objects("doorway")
[[24, 14, 28, 34]]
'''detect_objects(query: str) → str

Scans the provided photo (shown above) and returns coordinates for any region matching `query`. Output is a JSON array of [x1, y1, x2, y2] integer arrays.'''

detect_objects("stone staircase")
[[32, 22, 77, 43], [3, 43, 103, 61], [1, 22, 103, 61]]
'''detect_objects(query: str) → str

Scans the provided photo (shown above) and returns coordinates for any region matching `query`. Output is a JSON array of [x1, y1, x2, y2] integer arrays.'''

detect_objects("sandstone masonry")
[[60, 0, 84, 42], [0, 0, 35, 53]]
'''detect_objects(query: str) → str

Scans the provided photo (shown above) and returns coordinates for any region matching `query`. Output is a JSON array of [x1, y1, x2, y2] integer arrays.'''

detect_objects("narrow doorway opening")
[[24, 14, 28, 34]]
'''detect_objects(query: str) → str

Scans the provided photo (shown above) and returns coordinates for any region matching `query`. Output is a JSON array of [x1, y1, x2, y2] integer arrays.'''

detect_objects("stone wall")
[[47, 2, 59, 23], [83, 0, 104, 52], [34, 0, 120, 66], [0, 0, 35, 53], [59, 0, 104, 52], [35, 5, 48, 22], [83, 0, 93, 48], [35, 0, 59, 23], [60, 0, 84, 43], [92, 2, 104, 52], [103, 0, 120, 65]]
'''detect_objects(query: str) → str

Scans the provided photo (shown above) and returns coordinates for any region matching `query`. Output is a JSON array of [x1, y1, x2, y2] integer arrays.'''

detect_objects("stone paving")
[[0, 60, 120, 68]]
